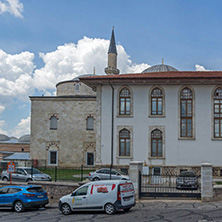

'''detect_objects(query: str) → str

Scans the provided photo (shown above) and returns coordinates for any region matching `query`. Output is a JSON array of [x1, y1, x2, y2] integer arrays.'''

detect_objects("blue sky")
[[0, 0, 222, 137]]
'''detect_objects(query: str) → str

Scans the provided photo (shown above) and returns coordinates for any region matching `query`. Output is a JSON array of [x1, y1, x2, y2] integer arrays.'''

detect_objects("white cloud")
[[0, 49, 35, 103], [0, 120, 8, 135], [0, 105, 5, 114], [0, 0, 23, 18], [195, 64, 210, 71], [0, 36, 150, 136], [33, 37, 150, 91], [10, 116, 30, 137]]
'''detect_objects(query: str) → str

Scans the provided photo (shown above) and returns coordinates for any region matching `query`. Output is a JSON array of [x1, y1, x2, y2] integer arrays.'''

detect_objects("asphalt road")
[[2, 200, 222, 222]]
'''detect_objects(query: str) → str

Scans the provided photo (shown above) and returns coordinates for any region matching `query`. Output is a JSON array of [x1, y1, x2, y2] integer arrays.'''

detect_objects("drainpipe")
[[109, 81, 114, 180]]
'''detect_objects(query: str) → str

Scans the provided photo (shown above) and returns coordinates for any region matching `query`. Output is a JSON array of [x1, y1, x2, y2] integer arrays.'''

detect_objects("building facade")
[[30, 75, 97, 168]]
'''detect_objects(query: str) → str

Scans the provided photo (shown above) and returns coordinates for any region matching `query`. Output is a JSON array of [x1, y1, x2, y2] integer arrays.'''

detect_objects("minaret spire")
[[105, 27, 120, 75]]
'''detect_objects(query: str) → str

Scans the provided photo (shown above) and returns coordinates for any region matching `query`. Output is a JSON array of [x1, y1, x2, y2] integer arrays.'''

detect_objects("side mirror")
[[71, 192, 75, 196]]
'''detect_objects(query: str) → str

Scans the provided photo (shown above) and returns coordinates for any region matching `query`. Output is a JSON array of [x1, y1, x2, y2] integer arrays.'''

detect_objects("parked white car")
[[59, 180, 135, 215], [87, 168, 129, 181]]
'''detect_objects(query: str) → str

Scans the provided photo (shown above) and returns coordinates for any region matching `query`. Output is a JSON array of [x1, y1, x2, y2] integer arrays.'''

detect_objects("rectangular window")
[[86, 153, 94, 166], [153, 167, 161, 176], [49, 151, 57, 165]]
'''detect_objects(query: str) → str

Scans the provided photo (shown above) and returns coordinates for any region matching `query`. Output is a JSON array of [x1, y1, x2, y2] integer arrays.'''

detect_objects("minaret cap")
[[108, 26, 117, 54]]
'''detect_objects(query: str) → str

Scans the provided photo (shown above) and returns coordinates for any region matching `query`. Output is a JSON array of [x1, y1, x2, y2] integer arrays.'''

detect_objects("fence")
[[0, 160, 129, 183]]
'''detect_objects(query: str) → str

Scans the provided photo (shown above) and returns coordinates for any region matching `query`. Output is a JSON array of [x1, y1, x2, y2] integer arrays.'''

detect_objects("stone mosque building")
[[31, 28, 222, 173]]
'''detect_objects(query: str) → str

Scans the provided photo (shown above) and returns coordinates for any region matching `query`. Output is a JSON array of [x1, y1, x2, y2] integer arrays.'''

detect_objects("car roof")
[[1, 185, 42, 189], [84, 180, 132, 186]]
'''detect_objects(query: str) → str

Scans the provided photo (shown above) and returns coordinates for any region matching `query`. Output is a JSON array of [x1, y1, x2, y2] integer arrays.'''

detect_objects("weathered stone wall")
[[30, 96, 96, 168], [56, 81, 96, 96]]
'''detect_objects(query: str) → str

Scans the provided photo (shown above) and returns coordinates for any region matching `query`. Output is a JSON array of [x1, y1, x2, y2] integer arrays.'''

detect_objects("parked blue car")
[[0, 185, 49, 212]]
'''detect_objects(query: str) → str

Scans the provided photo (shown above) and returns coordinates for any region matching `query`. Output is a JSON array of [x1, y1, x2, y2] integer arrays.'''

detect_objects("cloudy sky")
[[0, 0, 222, 137]]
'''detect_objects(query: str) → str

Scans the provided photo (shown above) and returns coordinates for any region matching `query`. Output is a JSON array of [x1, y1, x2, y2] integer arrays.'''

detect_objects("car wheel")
[[104, 203, 116, 215], [14, 201, 25, 213], [2, 177, 8, 181], [61, 203, 72, 215], [26, 178, 33, 182], [123, 207, 131, 213], [93, 177, 100, 181]]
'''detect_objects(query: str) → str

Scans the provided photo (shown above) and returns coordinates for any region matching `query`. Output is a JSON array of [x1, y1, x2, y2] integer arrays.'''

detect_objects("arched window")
[[180, 87, 193, 137], [50, 116, 58, 130], [151, 129, 162, 157], [151, 87, 163, 115], [75, 83, 80, 92], [119, 129, 130, 156], [119, 87, 131, 115], [214, 87, 222, 138], [86, 116, 94, 130]]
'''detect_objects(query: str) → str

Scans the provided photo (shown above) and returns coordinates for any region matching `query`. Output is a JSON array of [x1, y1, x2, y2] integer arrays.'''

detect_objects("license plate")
[[37, 195, 44, 198], [124, 197, 131, 201]]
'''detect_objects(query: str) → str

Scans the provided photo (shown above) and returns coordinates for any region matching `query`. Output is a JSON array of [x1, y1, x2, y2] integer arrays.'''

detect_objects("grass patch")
[[37, 168, 94, 182]]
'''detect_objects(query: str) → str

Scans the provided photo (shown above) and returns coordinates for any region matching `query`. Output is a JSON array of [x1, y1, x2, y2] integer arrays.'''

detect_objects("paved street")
[[2, 200, 222, 222]]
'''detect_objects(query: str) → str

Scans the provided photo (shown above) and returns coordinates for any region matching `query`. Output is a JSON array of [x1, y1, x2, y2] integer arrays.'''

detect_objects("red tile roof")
[[80, 71, 222, 80]]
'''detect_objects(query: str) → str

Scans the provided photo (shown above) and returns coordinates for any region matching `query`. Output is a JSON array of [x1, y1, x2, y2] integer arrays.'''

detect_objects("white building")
[[81, 29, 222, 174]]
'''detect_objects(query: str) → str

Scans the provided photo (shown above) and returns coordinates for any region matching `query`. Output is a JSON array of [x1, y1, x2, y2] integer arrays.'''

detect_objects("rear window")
[[179, 171, 196, 177], [27, 187, 44, 193]]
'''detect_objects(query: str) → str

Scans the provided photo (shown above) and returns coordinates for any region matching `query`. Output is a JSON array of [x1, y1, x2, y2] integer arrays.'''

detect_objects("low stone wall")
[[213, 185, 222, 201], [0, 181, 80, 204]]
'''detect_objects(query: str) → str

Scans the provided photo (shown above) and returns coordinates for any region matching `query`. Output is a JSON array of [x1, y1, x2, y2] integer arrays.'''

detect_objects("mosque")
[[30, 28, 222, 174]]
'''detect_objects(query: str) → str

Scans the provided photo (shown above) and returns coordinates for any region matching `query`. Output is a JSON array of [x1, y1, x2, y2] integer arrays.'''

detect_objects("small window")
[[75, 83, 80, 92], [151, 87, 163, 115], [86, 153, 94, 166], [50, 116, 58, 130], [8, 188, 21, 194], [153, 167, 161, 176], [0, 187, 8, 194], [151, 129, 162, 157], [119, 87, 131, 115], [75, 186, 88, 196], [119, 129, 130, 156], [86, 116, 94, 130], [49, 151, 57, 165]]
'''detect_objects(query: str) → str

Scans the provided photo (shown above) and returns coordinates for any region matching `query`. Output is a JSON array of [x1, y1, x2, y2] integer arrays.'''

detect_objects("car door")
[[12, 169, 26, 182], [4, 188, 21, 206], [0, 187, 9, 206], [111, 170, 120, 180], [71, 186, 89, 210]]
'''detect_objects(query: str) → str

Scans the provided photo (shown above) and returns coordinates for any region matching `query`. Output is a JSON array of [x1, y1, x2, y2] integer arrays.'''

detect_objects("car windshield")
[[25, 168, 42, 175], [179, 171, 196, 177]]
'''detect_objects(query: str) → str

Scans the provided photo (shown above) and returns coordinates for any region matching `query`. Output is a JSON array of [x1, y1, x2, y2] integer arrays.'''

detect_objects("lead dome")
[[142, 64, 178, 73]]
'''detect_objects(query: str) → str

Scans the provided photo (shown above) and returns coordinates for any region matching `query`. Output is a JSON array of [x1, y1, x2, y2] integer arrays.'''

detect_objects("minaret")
[[105, 27, 120, 75]]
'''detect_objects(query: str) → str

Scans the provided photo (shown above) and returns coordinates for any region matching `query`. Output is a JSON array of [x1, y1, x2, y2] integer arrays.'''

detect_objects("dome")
[[72, 74, 95, 82], [142, 64, 178, 73], [0, 134, 10, 141], [18, 134, 30, 143]]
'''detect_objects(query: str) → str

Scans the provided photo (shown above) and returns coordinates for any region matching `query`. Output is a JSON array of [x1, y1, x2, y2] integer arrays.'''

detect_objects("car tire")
[[26, 178, 33, 182], [14, 201, 25, 213], [123, 207, 131, 213], [104, 203, 116, 215], [93, 177, 100, 181], [2, 177, 8, 181], [61, 203, 72, 215]]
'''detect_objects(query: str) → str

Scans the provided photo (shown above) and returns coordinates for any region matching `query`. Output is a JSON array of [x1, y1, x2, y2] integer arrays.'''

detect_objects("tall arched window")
[[180, 87, 193, 137], [86, 116, 94, 130], [151, 87, 163, 115], [151, 129, 162, 157], [50, 116, 58, 130], [119, 87, 131, 115], [214, 87, 222, 138], [119, 129, 130, 156]]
